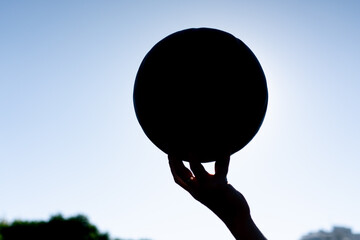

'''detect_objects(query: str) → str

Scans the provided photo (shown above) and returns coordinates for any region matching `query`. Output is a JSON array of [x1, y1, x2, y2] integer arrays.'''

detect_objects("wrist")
[[204, 184, 251, 223], [202, 184, 266, 239]]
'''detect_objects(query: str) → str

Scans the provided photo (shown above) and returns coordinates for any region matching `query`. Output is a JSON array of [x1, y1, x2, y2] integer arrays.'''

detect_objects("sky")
[[1, 1, 360, 240]]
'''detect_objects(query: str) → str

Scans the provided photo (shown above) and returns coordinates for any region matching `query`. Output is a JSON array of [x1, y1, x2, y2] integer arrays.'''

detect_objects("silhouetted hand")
[[168, 154, 266, 240]]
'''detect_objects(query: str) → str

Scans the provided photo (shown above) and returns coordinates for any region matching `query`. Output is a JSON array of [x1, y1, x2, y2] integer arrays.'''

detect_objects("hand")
[[168, 154, 249, 219], [168, 154, 266, 240]]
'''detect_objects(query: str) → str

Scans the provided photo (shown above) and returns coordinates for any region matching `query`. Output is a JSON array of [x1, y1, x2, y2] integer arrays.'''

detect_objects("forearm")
[[220, 213, 266, 240], [204, 185, 266, 240]]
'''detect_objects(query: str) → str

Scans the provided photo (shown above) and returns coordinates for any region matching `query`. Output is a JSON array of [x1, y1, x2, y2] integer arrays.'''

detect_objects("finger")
[[189, 161, 209, 180], [215, 154, 230, 178], [188, 153, 209, 179], [168, 155, 193, 179], [168, 155, 194, 191], [171, 172, 193, 192]]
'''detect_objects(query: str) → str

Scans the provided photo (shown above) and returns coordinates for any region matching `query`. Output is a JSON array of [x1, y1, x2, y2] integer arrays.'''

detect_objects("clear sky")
[[1, 1, 359, 240]]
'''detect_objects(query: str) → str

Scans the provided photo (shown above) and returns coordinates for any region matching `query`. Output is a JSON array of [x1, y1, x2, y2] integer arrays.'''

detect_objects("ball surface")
[[133, 28, 268, 162]]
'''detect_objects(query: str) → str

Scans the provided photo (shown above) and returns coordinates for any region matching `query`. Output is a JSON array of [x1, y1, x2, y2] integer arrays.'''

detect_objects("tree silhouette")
[[0, 214, 119, 240]]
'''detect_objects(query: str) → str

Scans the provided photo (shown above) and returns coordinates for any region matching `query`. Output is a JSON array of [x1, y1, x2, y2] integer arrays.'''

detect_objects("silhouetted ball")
[[133, 28, 268, 162]]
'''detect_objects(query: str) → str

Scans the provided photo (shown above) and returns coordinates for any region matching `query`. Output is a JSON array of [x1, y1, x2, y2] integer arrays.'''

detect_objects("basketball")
[[133, 28, 268, 162]]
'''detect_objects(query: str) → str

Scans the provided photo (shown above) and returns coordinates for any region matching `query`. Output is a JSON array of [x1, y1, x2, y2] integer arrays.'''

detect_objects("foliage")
[[0, 214, 111, 240]]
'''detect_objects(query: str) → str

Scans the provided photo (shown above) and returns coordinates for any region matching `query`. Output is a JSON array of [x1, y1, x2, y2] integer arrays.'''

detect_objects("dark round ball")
[[133, 28, 268, 162]]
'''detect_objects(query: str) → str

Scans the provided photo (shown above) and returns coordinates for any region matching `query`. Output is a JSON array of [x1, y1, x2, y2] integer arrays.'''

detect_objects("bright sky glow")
[[1, 1, 360, 240]]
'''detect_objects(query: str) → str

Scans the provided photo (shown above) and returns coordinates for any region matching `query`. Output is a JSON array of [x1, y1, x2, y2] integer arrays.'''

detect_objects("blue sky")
[[1, 1, 359, 240]]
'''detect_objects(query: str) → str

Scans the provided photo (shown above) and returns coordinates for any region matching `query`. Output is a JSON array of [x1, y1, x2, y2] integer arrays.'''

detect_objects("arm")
[[168, 154, 266, 240]]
